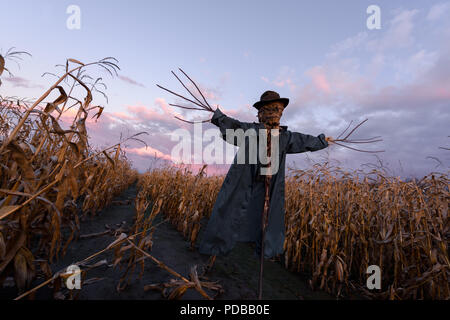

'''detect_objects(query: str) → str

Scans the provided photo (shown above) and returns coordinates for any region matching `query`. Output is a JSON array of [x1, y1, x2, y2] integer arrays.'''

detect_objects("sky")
[[1, 0, 449, 178]]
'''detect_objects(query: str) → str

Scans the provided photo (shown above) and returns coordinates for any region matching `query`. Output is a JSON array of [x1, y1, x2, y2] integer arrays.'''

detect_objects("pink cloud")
[[305, 66, 331, 94], [360, 82, 450, 109], [124, 98, 184, 128], [110, 111, 136, 121], [54, 106, 107, 128], [125, 146, 173, 161], [273, 77, 296, 91], [264, 67, 298, 92]]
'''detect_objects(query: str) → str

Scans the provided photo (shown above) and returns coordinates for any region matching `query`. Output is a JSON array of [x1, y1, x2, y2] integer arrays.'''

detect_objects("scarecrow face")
[[257, 101, 284, 127]]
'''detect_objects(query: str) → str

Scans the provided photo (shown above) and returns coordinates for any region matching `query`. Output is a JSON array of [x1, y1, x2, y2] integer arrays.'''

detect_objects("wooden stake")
[[258, 127, 272, 300], [258, 174, 271, 299]]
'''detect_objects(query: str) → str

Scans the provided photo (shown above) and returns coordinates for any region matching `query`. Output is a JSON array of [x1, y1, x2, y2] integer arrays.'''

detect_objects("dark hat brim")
[[253, 97, 289, 110]]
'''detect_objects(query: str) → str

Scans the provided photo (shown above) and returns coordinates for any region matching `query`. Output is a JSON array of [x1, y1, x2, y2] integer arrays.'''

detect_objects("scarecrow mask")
[[257, 101, 284, 128]]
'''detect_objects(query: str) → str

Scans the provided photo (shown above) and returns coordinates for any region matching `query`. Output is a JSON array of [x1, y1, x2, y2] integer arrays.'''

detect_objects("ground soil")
[[1, 182, 334, 300]]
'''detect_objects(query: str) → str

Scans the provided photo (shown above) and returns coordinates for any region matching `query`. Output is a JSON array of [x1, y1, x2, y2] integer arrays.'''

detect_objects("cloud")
[[393, 49, 438, 82], [110, 111, 136, 121], [125, 146, 173, 161], [262, 66, 298, 92], [367, 9, 419, 51], [305, 66, 331, 94], [3, 76, 44, 89], [427, 2, 450, 21], [327, 8, 419, 60], [55, 5, 450, 178], [72, 94, 239, 173], [326, 32, 368, 59], [59, 98, 179, 171], [277, 7, 450, 178], [183, 82, 222, 102], [118, 75, 146, 88]]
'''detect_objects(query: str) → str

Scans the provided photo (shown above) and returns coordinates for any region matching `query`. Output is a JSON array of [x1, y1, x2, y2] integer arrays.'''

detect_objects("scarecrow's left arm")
[[211, 107, 254, 146], [285, 131, 329, 154]]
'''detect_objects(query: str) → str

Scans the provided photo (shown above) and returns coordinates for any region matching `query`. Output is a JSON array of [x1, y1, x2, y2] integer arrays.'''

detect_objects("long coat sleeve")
[[197, 107, 328, 259]]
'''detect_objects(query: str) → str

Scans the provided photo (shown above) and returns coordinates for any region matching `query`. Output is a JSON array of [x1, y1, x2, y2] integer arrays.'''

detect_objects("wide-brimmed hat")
[[253, 90, 289, 110]]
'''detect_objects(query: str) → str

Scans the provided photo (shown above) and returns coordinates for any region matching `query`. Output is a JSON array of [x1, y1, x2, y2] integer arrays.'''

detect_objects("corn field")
[[0, 54, 138, 294], [136, 164, 449, 300], [1, 51, 448, 300]]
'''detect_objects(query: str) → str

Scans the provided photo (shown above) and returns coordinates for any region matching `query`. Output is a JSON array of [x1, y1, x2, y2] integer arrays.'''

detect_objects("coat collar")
[[253, 122, 288, 131]]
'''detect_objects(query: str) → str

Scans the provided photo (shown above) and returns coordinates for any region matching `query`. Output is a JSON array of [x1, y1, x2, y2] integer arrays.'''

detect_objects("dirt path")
[[2, 183, 332, 300]]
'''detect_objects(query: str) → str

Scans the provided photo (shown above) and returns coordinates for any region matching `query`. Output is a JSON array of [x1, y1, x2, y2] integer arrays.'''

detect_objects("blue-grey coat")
[[197, 107, 328, 259]]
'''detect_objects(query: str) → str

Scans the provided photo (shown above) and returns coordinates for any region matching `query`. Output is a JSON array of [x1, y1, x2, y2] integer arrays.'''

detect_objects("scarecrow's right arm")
[[285, 131, 329, 154], [211, 107, 254, 146]]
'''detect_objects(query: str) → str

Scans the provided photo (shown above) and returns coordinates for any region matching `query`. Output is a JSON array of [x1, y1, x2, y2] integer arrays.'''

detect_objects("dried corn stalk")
[[137, 164, 449, 300]]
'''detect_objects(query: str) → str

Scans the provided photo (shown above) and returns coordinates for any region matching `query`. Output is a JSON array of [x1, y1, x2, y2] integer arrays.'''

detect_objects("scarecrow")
[[197, 91, 331, 258], [157, 69, 383, 299]]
